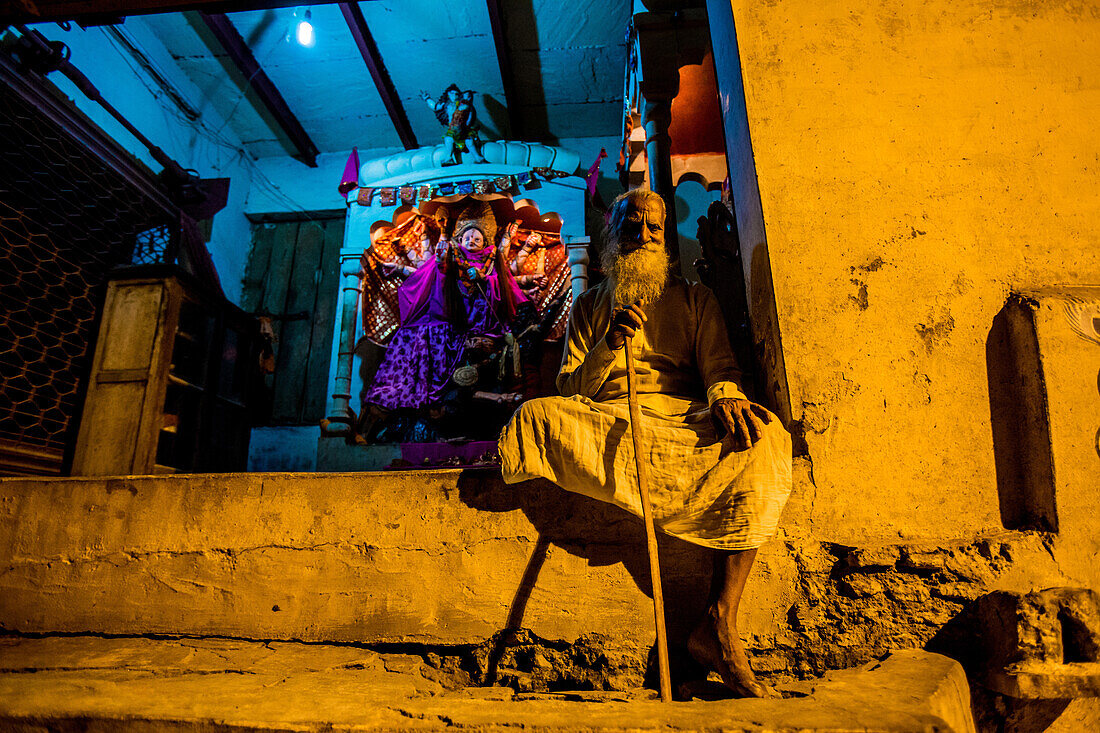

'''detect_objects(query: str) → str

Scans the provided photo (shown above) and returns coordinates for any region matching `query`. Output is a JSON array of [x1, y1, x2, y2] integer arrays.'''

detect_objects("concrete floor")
[[0, 635, 974, 731]]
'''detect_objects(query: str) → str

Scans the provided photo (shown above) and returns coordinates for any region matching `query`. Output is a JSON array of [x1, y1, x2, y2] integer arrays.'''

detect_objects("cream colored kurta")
[[499, 278, 792, 550]]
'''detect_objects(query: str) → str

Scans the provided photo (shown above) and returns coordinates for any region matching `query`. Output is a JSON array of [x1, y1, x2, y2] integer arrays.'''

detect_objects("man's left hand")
[[712, 398, 773, 451]]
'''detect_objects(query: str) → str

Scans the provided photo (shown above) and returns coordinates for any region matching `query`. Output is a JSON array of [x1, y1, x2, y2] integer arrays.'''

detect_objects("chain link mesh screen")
[[0, 77, 175, 474]]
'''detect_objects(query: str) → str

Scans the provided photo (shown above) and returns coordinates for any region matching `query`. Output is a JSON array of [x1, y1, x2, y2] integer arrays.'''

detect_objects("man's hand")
[[712, 398, 773, 451], [605, 302, 647, 350]]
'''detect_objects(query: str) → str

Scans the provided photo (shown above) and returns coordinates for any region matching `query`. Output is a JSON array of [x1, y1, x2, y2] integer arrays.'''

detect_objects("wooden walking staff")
[[623, 335, 673, 702]]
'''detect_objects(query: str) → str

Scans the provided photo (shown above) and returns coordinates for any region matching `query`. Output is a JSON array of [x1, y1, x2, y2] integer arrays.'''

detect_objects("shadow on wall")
[[481, 94, 509, 140], [500, 0, 550, 144], [985, 297, 1058, 533], [748, 239, 794, 428], [694, 201, 764, 407], [674, 177, 720, 283], [455, 469, 714, 649]]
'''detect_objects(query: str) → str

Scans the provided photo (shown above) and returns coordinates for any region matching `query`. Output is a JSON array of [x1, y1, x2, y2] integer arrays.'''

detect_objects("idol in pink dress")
[[364, 224, 528, 411]]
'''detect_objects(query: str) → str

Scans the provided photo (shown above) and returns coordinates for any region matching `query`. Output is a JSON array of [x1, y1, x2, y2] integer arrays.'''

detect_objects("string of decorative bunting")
[[355, 168, 572, 207]]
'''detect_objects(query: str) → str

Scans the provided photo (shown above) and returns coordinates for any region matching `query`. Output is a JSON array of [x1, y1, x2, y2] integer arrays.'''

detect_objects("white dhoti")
[[499, 278, 793, 551], [500, 393, 791, 550]]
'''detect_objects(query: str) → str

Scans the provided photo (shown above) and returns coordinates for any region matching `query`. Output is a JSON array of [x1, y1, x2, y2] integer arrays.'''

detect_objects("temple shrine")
[[0, 1, 1098, 731]]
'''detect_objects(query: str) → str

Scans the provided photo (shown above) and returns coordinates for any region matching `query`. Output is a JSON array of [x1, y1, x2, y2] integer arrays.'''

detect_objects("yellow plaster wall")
[[728, 1, 1100, 543]]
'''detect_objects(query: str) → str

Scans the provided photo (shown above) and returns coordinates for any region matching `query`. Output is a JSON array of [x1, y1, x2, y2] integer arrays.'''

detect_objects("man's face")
[[618, 198, 664, 255], [603, 195, 670, 307]]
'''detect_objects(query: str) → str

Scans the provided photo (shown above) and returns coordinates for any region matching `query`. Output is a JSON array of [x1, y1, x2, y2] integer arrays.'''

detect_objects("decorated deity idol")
[[360, 200, 527, 439], [421, 84, 486, 166]]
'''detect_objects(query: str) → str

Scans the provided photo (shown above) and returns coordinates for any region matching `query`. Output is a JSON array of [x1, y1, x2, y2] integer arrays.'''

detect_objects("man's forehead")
[[626, 198, 664, 219]]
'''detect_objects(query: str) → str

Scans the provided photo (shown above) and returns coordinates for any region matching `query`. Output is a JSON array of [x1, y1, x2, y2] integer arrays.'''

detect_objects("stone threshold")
[[315, 440, 500, 472], [0, 635, 974, 732]]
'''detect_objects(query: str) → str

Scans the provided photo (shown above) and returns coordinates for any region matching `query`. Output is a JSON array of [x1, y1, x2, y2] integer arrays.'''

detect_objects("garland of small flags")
[[355, 168, 572, 207]]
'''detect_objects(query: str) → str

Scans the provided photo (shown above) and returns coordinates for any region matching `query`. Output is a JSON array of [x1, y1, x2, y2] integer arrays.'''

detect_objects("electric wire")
[[89, 22, 330, 232]]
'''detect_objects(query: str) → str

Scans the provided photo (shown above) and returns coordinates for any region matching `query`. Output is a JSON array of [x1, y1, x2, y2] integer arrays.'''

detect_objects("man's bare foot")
[[687, 604, 771, 698]]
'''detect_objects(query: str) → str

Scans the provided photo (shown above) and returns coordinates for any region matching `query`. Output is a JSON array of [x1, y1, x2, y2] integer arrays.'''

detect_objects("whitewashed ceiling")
[[138, 0, 630, 160]]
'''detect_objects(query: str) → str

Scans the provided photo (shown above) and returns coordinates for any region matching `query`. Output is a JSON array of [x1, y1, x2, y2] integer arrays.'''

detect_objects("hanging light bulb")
[[293, 8, 314, 48]]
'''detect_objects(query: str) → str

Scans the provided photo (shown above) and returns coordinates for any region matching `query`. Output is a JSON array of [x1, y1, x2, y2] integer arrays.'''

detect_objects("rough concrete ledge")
[[0, 636, 974, 732], [0, 470, 711, 654]]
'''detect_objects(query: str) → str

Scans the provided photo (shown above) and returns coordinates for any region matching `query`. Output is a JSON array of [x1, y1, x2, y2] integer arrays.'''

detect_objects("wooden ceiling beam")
[[200, 12, 319, 167], [338, 1, 417, 150], [0, 0, 322, 25], [485, 0, 520, 139]]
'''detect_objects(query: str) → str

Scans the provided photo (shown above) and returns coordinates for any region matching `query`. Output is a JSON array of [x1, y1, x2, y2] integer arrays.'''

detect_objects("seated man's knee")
[[514, 396, 559, 421]]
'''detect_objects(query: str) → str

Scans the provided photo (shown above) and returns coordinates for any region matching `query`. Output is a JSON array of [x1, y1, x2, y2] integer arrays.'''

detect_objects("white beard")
[[602, 240, 669, 308]]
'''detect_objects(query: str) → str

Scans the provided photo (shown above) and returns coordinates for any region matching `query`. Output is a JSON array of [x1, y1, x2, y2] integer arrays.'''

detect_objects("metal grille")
[[131, 224, 174, 265], [0, 77, 174, 474]]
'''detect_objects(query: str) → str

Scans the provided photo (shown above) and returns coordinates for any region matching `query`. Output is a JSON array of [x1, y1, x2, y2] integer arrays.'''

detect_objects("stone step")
[[0, 635, 975, 732], [0, 470, 713, 659]]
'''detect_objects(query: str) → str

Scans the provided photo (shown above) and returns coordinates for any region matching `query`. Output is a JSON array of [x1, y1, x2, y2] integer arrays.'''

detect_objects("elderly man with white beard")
[[499, 188, 792, 698]]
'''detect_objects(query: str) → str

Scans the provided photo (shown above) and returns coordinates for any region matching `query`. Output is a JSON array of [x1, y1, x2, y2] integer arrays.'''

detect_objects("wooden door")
[[242, 216, 344, 425]]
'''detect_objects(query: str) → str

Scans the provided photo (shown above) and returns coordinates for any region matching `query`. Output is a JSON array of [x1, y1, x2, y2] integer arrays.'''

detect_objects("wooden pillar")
[[642, 95, 679, 262], [566, 237, 591, 301], [321, 255, 363, 436]]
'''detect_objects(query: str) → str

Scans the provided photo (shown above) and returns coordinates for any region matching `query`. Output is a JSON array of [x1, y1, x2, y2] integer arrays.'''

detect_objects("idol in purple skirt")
[[364, 222, 528, 411]]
